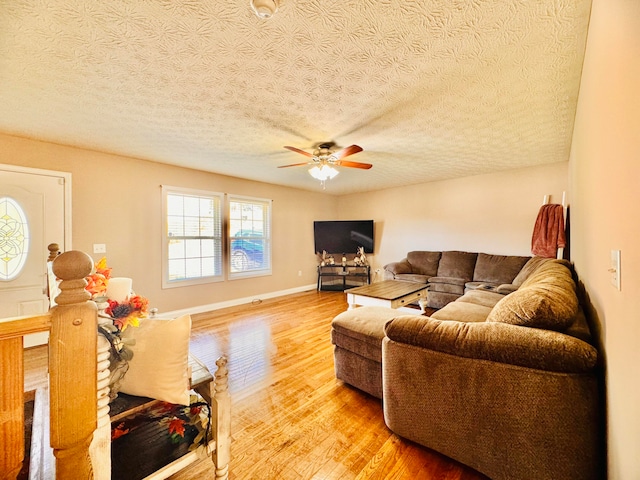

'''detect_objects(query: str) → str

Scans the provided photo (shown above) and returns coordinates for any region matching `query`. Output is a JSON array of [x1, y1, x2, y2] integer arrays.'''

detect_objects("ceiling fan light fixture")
[[250, 0, 278, 19], [309, 164, 339, 182]]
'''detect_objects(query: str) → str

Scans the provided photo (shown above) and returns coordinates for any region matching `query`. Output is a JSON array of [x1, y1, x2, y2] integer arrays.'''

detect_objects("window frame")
[[227, 194, 272, 280], [162, 185, 224, 289]]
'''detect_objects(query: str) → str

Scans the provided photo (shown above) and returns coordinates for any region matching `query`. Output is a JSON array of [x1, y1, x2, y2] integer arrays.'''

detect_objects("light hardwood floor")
[[24, 290, 488, 480]]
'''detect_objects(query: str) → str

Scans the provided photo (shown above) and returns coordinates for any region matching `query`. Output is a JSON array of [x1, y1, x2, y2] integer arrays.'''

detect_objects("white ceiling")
[[0, 0, 591, 195]]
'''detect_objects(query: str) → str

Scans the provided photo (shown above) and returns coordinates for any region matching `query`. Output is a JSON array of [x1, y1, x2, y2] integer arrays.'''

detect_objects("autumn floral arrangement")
[[86, 257, 149, 330], [86, 257, 149, 396]]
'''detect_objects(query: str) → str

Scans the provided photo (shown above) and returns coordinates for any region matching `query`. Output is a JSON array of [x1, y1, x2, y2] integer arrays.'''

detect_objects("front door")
[[0, 164, 70, 346]]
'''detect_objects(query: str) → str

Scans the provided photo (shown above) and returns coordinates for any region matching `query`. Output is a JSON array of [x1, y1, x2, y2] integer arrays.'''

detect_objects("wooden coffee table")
[[346, 280, 428, 313]]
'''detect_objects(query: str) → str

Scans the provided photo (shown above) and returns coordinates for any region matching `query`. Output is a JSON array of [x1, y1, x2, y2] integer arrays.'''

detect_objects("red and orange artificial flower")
[[85, 257, 112, 297], [105, 294, 149, 332]]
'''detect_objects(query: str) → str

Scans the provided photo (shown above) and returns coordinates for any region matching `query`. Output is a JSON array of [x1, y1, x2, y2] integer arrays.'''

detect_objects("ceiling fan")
[[278, 142, 372, 187]]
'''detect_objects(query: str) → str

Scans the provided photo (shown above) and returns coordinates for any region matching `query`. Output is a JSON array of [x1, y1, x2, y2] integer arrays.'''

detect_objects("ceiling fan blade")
[[284, 146, 314, 158], [277, 162, 311, 168], [332, 144, 363, 160], [335, 160, 373, 169]]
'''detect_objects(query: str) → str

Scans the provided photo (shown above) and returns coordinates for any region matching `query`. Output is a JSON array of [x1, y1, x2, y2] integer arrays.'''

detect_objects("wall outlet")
[[93, 243, 106, 254], [298, 270, 302, 276], [610, 249, 621, 291]]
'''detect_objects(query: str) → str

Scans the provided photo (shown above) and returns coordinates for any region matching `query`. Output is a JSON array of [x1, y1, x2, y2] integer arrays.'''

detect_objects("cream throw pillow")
[[119, 314, 191, 405]]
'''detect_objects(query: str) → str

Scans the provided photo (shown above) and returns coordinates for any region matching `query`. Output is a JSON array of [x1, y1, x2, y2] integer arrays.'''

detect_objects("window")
[[162, 186, 223, 288], [0, 196, 30, 281], [228, 195, 272, 279]]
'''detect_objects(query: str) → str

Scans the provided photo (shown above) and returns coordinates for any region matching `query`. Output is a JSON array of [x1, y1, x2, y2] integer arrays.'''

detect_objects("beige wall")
[[2, 132, 568, 308], [0, 133, 336, 312], [339, 162, 568, 275], [569, 0, 640, 478]]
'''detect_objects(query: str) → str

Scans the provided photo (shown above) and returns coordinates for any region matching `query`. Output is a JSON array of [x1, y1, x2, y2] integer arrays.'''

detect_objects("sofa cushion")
[[487, 261, 578, 331], [428, 276, 467, 287], [472, 253, 530, 284], [456, 289, 505, 308], [510, 256, 553, 287], [407, 251, 441, 277], [436, 251, 477, 281], [464, 281, 499, 292], [384, 259, 412, 275], [430, 302, 492, 323], [427, 277, 466, 294], [394, 273, 429, 284], [331, 306, 403, 362], [495, 283, 518, 295], [519, 259, 573, 289], [427, 291, 462, 309]]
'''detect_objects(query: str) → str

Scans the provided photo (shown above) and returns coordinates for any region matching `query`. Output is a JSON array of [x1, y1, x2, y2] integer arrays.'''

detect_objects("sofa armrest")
[[495, 283, 518, 294], [384, 315, 597, 373], [384, 259, 412, 275]]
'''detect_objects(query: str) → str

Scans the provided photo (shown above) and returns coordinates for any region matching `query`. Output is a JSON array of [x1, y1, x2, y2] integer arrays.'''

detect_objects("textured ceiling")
[[0, 0, 591, 195]]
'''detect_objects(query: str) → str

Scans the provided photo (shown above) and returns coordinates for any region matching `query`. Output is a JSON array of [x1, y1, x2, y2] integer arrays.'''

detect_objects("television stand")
[[317, 265, 370, 291]]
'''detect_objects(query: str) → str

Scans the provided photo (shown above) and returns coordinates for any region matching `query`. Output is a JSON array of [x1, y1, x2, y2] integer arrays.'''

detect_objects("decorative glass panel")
[[0, 197, 30, 281]]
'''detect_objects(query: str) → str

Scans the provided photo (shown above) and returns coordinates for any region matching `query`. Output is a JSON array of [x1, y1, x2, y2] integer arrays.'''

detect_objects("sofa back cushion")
[[407, 251, 441, 277], [473, 253, 530, 284], [487, 260, 578, 331], [510, 256, 553, 287], [436, 251, 477, 281]]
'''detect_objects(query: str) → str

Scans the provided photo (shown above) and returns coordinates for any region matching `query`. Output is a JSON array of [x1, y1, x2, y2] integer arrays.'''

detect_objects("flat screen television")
[[313, 220, 374, 254]]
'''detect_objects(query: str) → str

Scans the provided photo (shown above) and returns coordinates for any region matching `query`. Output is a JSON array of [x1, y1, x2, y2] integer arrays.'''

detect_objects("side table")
[[317, 265, 370, 291]]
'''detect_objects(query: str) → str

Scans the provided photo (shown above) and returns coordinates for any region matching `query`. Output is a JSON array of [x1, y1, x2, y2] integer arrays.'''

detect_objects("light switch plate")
[[610, 249, 621, 291]]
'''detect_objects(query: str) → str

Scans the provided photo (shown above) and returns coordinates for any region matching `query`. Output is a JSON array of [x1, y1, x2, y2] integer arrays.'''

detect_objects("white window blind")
[[162, 186, 224, 288]]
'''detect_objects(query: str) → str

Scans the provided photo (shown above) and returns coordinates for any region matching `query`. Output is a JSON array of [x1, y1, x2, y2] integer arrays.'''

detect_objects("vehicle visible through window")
[[231, 230, 265, 271], [228, 196, 271, 278]]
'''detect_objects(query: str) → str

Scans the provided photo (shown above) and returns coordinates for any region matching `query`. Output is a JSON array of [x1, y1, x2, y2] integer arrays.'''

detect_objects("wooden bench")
[[109, 354, 213, 422], [108, 354, 229, 480]]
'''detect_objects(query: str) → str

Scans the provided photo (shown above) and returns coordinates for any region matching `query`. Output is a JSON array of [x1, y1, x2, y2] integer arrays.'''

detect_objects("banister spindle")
[[213, 356, 231, 480], [49, 251, 97, 479]]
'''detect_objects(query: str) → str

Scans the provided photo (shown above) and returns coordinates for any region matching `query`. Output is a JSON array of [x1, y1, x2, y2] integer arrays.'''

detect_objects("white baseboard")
[[160, 284, 317, 319]]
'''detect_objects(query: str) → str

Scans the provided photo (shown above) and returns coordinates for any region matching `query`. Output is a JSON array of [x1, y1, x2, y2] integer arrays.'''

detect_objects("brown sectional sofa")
[[332, 258, 602, 480], [383, 250, 531, 308]]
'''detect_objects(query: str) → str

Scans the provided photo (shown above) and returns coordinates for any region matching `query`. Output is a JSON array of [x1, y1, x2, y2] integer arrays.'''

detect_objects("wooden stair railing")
[[1, 247, 231, 479], [1, 249, 97, 479]]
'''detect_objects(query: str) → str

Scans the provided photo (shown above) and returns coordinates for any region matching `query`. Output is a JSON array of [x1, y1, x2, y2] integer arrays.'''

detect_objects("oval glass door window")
[[0, 196, 30, 281]]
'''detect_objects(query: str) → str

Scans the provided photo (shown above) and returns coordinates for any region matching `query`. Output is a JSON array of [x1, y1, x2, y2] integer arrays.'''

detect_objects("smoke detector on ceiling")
[[250, 0, 279, 19]]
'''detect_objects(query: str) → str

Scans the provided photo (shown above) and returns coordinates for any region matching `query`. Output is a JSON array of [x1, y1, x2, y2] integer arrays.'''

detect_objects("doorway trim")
[[0, 163, 72, 250]]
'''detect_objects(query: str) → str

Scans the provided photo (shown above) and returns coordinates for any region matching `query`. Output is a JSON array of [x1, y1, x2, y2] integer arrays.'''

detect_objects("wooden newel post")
[[49, 251, 97, 479]]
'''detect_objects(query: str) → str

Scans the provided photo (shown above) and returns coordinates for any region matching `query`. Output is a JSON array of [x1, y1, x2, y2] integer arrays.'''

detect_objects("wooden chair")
[[0, 246, 231, 479]]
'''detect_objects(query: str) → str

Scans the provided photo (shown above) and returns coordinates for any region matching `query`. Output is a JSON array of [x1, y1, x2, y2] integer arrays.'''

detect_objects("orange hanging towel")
[[531, 204, 566, 258]]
